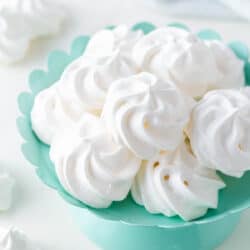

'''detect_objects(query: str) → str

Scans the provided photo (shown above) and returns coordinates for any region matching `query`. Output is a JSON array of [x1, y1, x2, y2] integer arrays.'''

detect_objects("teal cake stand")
[[17, 22, 250, 250]]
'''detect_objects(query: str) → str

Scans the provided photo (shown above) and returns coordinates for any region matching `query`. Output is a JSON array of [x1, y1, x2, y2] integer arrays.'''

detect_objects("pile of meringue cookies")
[[31, 24, 250, 221]]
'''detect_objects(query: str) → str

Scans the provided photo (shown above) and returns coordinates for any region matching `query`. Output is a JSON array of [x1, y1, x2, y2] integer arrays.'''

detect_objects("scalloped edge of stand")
[[17, 21, 250, 228]]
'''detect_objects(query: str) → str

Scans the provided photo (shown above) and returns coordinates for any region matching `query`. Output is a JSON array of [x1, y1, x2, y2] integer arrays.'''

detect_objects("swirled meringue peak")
[[131, 140, 225, 221], [85, 25, 142, 58], [0, 227, 39, 250], [50, 113, 141, 208], [31, 84, 76, 145], [132, 27, 193, 68], [133, 27, 244, 98], [189, 88, 250, 177], [102, 72, 194, 159], [58, 52, 138, 114], [0, 0, 65, 63]]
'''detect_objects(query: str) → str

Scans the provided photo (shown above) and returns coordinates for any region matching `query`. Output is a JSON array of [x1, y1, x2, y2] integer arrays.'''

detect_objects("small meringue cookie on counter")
[[57, 52, 138, 114], [205, 40, 244, 89], [0, 173, 15, 211], [85, 25, 143, 58], [132, 27, 244, 98], [102, 72, 194, 160], [50, 113, 141, 208], [0, 0, 65, 64], [0, 227, 39, 250], [31, 83, 76, 145], [131, 140, 225, 221], [188, 88, 250, 177]]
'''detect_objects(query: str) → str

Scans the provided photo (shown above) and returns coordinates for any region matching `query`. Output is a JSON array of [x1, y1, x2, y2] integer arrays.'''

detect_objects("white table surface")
[[0, 0, 250, 249]]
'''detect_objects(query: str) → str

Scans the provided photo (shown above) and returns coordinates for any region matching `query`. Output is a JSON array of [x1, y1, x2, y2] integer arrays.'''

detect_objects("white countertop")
[[0, 0, 249, 249]]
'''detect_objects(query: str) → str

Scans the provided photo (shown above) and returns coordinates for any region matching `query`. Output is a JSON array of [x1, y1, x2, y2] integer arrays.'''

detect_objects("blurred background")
[[149, 0, 250, 21]]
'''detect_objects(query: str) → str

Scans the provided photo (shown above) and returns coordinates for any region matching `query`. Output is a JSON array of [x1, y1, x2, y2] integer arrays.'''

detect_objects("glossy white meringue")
[[50, 113, 141, 208], [31, 84, 76, 145], [205, 40, 244, 89], [102, 72, 194, 159], [58, 52, 138, 114], [0, 173, 15, 211], [132, 27, 193, 68], [188, 88, 250, 177], [0, 0, 65, 63], [85, 25, 142, 58], [31, 51, 138, 145], [0, 227, 39, 250], [131, 141, 225, 221], [133, 27, 244, 98]]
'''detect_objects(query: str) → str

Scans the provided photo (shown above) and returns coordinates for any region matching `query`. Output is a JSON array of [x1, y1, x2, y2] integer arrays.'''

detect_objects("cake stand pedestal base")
[[70, 206, 240, 250]]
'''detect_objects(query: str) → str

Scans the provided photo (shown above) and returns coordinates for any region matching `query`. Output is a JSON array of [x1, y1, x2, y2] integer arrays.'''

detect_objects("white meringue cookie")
[[205, 40, 244, 89], [31, 51, 138, 145], [0, 227, 39, 250], [85, 25, 142, 58], [131, 141, 225, 221], [31, 84, 76, 145], [132, 27, 215, 97], [133, 27, 244, 98], [58, 52, 138, 114], [0, 173, 15, 211], [50, 113, 141, 208], [188, 88, 250, 177], [132, 27, 193, 69], [0, 0, 65, 63], [102, 72, 194, 159]]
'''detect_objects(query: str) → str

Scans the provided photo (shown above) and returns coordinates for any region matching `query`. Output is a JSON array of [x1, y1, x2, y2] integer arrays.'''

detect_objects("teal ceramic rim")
[[17, 22, 250, 228]]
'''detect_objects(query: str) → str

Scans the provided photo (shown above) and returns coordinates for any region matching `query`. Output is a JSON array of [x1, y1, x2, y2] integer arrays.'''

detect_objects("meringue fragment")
[[0, 173, 15, 211], [0, 227, 39, 250]]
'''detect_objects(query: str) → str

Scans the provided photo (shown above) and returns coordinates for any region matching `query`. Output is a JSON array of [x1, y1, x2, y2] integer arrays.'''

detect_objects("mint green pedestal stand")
[[17, 22, 250, 250], [71, 205, 240, 250]]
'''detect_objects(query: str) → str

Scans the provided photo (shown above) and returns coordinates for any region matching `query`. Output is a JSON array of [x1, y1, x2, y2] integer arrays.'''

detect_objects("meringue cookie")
[[133, 27, 244, 98], [31, 84, 75, 145], [131, 141, 225, 221], [133, 27, 193, 68], [188, 88, 250, 177], [102, 72, 194, 159], [0, 173, 15, 211], [31, 51, 137, 145], [205, 40, 244, 89], [85, 25, 142, 58], [50, 113, 141, 208], [57, 52, 138, 114], [0, 227, 39, 250], [0, 0, 65, 63]]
